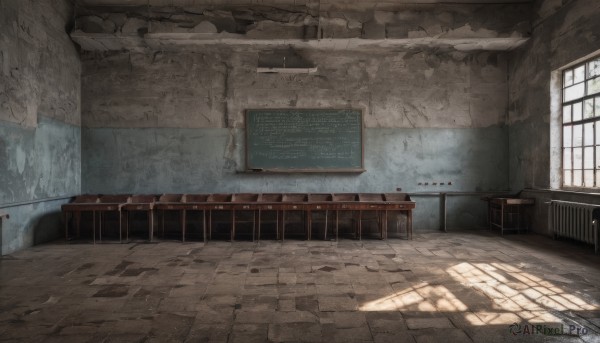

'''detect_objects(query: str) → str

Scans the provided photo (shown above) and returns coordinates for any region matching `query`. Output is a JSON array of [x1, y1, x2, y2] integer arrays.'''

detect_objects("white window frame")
[[560, 55, 600, 190]]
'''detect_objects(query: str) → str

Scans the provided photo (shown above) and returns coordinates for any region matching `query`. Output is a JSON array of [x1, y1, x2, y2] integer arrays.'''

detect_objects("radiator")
[[549, 200, 600, 253]]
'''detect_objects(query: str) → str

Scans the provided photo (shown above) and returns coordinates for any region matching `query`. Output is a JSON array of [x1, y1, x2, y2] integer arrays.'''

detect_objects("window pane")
[[573, 148, 583, 169], [563, 104, 572, 123], [588, 58, 600, 78], [597, 147, 600, 168], [584, 170, 594, 187], [584, 122, 594, 146], [574, 65, 585, 83], [596, 97, 600, 117], [565, 83, 585, 101], [597, 171, 600, 187], [563, 126, 572, 147], [587, 77, 600, 96], [573, 124, 583, 146], [564, 170, 572, 186], [585, 99, 595, 118], [573, 169, 583, 186], [584, 147, 594, 168], [564, 70, 574, 87], [573, 101, 583, 121], [563, 148, 571, 169]]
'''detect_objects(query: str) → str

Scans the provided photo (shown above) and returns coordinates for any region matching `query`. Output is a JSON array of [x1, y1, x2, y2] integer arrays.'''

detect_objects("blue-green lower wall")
[[1, 199, 71, 254], [0, 117, 80, 254], [82, 126, 508, 231]]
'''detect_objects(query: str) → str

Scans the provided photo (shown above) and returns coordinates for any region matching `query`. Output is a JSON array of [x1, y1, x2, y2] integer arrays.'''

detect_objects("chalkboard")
[[245, 109, 364, 172]]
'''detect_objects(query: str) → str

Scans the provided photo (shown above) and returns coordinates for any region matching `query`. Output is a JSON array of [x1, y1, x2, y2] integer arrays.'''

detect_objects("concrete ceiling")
[[72, 0, 533, 52], [77, 0, 533, 5]]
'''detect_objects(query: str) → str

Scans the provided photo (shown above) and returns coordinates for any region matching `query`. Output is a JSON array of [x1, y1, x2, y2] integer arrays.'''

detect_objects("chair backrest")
[[158, 194, 183, 202], [207, 194, 232, 202], [72, 194, 100, 203], [232, 193, 259, 203], [308, 193, 333, 202], [99, 194, 131, 203], [282, 193, 308, 202], [332, 193, 358, 202], [260, 193, 282, 202], [358, 193, 384, 202], [185, 194, 209, 203], [130, 194, 157, 203]]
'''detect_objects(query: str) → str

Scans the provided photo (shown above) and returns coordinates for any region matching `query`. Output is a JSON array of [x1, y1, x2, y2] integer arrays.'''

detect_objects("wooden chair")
[[383, 193, 414, 240], [358, 193, 386, 240], [206, 194, 233, 240], [62, 194, 100, 242], [231, 193, 260, 241], [96, 194, 131, 242], [332, 193, 359, 240], [182, 194, 209, 242], [120, 194, 157, 242], [257, 193, 283, 240], [154, 194, 185, 240], [281, 193, 308, 240], [308, 193, 333, 240]]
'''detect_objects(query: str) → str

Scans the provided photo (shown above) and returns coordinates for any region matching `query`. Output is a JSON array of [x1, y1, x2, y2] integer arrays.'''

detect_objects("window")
[[562, 56, 600, 188]]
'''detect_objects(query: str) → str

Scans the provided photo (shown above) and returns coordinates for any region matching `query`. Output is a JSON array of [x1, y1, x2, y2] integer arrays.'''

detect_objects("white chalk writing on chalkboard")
[[246, 109, 363, 171]]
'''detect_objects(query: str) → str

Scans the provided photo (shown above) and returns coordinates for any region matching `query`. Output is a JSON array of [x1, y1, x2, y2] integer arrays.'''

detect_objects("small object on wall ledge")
[[256, 67, 318, 74]]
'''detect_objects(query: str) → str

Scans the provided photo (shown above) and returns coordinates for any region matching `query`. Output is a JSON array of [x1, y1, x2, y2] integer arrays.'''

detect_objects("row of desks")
[[62, 193, 416, 242]]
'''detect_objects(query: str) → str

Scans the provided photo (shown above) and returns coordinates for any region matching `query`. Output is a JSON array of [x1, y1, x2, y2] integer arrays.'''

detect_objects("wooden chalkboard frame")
[[244, 109, 365, 173]]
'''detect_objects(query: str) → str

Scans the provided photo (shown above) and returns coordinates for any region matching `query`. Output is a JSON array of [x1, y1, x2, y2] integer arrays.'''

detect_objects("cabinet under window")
[[562, 56, 600, 188]]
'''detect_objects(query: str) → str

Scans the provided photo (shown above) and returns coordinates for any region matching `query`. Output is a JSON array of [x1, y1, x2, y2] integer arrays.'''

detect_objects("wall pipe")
[[0, 195, 76, 209]]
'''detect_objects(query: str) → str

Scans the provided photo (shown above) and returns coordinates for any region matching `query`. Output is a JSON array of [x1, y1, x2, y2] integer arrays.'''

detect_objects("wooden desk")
[[486, 197, 535, 235], [62, 193, 416, 242]]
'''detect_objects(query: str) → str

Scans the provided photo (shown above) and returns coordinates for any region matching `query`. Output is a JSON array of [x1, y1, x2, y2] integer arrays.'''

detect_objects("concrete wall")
[[508, 0, 600, 234], [0, 1, 81, 254], [81, 48, 509, 230]]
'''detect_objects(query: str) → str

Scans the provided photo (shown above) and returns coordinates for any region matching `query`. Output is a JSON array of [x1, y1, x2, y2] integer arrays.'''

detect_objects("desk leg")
[[148, 209, 154, 243], [335, 211, 339, 242], [282, 211, 286, 241], [208, 211, 212, 240], [384, 211, 388, 240], [303, 211, 307, 241], [161, 210, 165, 238], [65, 211, 70, 241], [121, 211, 125, 243], [324, 210, 328, 241], [408, 211, 413, 240], [276, 211, 280, 240], [252, 211, 256, 242], [500, 203, 504, 236], [99, 211, 103, 242], [203, 210, 207, 242], [307, 211, 311, 241], [92, 211, 96, 244], [182, 210, 186, 242], [358, 211, 362, 241], [231, 210, 235, 242], [257, 210, 261, 242]]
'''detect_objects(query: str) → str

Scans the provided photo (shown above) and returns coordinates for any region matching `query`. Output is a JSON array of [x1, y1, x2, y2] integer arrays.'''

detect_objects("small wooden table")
[[486, 197, 535, 235]]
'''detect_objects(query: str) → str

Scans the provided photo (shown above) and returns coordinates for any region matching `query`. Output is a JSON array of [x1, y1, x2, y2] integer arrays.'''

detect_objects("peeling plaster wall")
[[70, 3, 530, 51], [508, 0, 600, 235], [82, 48, 509, 231], [0, 1, 81, 254]]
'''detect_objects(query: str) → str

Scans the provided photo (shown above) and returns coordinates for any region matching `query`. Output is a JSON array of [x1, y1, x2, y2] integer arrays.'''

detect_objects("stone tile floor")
[[1, 230, 600, 342]]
